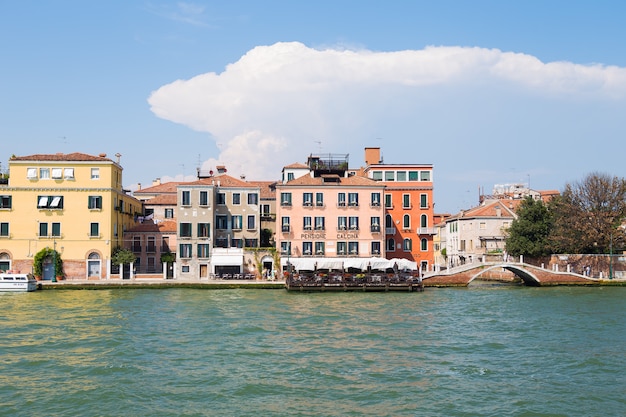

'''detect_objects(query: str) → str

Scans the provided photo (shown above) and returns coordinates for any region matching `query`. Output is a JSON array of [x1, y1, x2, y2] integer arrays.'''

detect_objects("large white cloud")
[[148, 42, 626, 209]]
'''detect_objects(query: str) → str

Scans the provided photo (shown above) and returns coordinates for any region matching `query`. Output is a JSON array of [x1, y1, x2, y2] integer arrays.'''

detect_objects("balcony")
[[370, 225, 381, 233], [281, 225, 291, 233], [132, 245, 142, 253], [146, 245, 157, 253], [385, 227, 396, 235], [418, 227, 437, 235]]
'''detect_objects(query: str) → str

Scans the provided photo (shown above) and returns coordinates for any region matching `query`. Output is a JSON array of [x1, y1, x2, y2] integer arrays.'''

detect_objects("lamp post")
[[609, 232, 613, 280]]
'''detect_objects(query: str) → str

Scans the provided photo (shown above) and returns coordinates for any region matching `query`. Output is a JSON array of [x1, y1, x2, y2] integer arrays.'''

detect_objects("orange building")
[[361, 147, 435, 271]]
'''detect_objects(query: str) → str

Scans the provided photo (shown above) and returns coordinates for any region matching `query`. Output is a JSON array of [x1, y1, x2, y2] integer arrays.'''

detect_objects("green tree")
[[549, 172, 626, 254], [111, 247, 136, 266], [505, 197, 553, 257], [33, 247, 64, 278]]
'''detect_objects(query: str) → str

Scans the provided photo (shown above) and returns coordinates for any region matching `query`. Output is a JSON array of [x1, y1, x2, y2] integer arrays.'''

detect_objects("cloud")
[[147, 42, 626, 207]]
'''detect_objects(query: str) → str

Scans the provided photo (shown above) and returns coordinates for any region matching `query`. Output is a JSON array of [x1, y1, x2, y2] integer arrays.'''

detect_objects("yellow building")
[[0, 152, 141, 279]]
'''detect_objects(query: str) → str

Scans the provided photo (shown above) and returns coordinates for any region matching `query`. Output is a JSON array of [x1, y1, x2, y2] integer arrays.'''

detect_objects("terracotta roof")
[[454, 199, 521, 219], [282, 174, 383, 187], [134, 182, 185, 194], [127, 220, 177, 233], [248, 180, 277, 199], [10, 152, 113, 162], [184, 174, 257, 189], [283, 162, 309, 169], [144, 194, 177, 205]]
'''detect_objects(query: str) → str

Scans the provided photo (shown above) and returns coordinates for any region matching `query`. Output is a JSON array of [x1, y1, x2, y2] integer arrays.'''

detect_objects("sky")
[[2, 1, 626, 214]]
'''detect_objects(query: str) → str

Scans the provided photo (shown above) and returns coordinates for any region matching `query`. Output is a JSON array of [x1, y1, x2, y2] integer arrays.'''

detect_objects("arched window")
[[403, 214, 410, 229], [420, 214, 428, 228], [87, 252, 101, 279], [385, 214, 393, 228], [386, 238, 395, 252], [421, 238, 428, 251], [403, 238, 412, 251], [0, 252, 11, 272]]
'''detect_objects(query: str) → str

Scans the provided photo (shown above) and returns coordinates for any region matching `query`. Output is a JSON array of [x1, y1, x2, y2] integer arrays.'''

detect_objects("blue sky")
[[2, 1, 626, 213]]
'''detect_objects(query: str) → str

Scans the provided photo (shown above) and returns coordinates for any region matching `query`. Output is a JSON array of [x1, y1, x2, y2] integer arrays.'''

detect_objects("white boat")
[[0, 272, 39, 292]]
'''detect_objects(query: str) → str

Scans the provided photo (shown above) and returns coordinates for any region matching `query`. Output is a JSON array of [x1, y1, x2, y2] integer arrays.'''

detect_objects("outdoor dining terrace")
[[285, 271, 423, 292]]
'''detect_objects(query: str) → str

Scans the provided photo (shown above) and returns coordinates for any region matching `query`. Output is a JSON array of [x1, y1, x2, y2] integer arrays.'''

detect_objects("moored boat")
[[0, 272, 39, 292]]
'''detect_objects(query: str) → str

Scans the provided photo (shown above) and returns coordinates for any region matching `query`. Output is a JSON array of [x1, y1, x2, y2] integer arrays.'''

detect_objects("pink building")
[[275, 154, 385, 269]]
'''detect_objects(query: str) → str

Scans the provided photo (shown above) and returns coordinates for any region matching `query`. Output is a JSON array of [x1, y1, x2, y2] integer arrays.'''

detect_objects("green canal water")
[[1, 287, 624, 417]]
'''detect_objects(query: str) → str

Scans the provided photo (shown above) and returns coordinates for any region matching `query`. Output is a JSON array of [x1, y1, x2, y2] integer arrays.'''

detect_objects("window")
[[38, 196, 64, 209], [147, 236, 156, 252], [197, 223, 211, 238], [51, 168, 63, 179], [371, 241, 381, 255], [337, 241, 347, 255], [420, 194, 428, 208], [281, 241, 291, 255], [403, 194, 411, 209], [281, 192, 292, 206], [247, 215, 255, 230], [348, 193, 359, 206], [0, 195, 11, 209], [348, 242, 359, 255], [179, 244, 192, 258], [281, 217, 290, 232], [261, 204, 270, 217], [385, 194, 392, 208], [217, 193, 226, 205], [385, 214, 393, 228], [348, 217, 359, 230], [91, 168, 100, 180], [39, 222, 48, 237], [371, 217, 381, 232], [387, 238, 395, 252], [314, 216, 325, 231], [64, 168, 74, 179], [397, 171, 407, 181], [372, 171, 383, 181], [315, 242, 325, 255], [27, 168, 37, 179], [0, 222, 9, 237], [248, 193, 258, 205], [181, 191, 191, 206], [403, 214, 411, 229], [480, 222, 486, 230], [303, 192, 313, 206], [89, 223, 98, 238], [232, 215, 243, 230], [51, 222, 61, 237], [232, 193, 241, 205], [88, 196, 102, 210], [337, 192, 346, 207], [315, 193, 324, 206], [180, 222, 192, 237], [182, 265, 190, 273], [199, 191, 209, 206], [421, 171, 431, 181], [232, 239, 243, 250], [287, 172, 295, 181], [371, 192, 381, 207], [87, 252, 101, 278], [302, 241, 313, 255], [409, 171, 419, 181], [384, 171, 395, 181], [39, 168, 50, 179], [165, 208, 174, 219], [403, 238, 412, 251], [197, 244, 210, 258], [303, 216, 312, 230], [216, 215, 228, 230], [421, 238, 428, 251], [245, 238, 258, 248], [337, 216, 347, 230]]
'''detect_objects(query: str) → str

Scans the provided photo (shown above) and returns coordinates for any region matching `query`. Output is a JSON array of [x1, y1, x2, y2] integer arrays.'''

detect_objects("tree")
[[33, 247, 64, 278], [505, 197, 553, 257], [549, 172, 626, 254], [111, 247, 136, 266]]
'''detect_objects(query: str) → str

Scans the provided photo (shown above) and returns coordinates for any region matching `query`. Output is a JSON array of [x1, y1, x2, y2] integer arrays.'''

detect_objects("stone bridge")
[[423, 262, 597, 287]]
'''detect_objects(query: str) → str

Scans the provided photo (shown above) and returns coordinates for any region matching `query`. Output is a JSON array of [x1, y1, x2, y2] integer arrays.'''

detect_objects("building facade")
[[361, 147, 435, 271], [0, 152, 140, 279]]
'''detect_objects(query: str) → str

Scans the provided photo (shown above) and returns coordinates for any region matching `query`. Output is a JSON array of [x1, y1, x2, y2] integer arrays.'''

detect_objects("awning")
[[211, 254, 243, 266]]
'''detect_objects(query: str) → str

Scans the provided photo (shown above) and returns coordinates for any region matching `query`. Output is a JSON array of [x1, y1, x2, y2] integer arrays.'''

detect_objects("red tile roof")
[[134, 182, 185, 195], [127, 220, 177, 233], [10, 152, 113, 162], [248, 180, 277, 199], [144, 194, 177, 205]]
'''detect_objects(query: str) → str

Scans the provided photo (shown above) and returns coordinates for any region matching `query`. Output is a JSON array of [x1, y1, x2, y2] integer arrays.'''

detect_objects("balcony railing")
[[418, 227, 437, 235]]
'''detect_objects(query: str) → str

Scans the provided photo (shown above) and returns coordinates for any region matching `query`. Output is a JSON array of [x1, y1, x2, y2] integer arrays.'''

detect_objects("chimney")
[[137, 183, 142, 190], [364, 147, 381, 166], [115, 153, 121, 164], [152, 178, 161, 186]]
